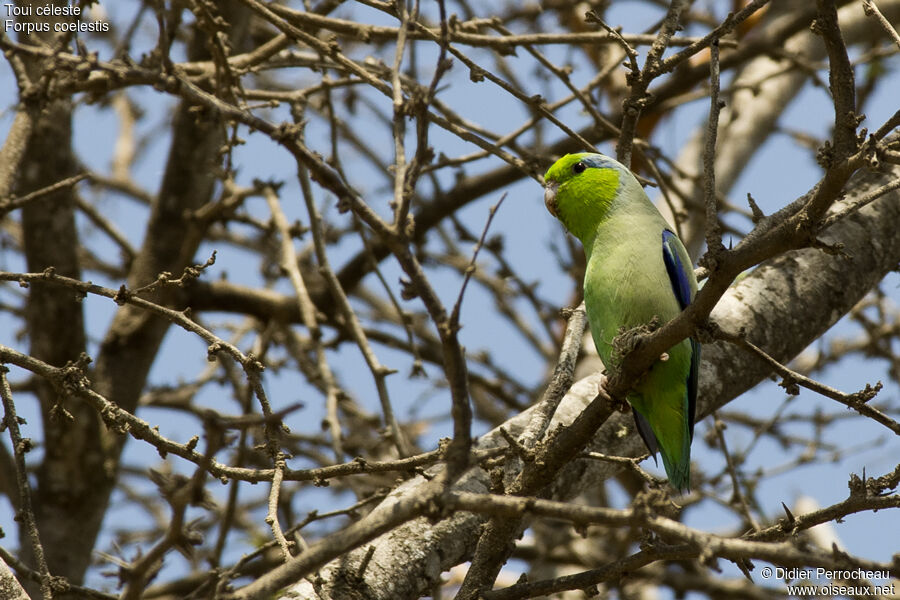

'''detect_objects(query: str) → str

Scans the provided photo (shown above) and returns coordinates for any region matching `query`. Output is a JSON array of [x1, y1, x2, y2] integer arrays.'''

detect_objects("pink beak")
[[544, 181, 558, 217]]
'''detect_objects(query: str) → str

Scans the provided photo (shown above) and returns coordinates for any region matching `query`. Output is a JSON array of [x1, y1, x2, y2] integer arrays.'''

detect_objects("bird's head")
[[543, 152, 633, 243]]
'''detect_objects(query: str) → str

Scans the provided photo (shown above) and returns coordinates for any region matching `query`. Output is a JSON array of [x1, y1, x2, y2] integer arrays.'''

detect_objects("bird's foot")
[[612, 316, 662, 359], [599, 383, 631, 412]]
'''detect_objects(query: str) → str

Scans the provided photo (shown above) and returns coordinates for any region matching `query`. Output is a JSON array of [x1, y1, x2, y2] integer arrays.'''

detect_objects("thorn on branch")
[[781, 502, 796, 526], [747, 193, 765, 224], [735, 558, 755, 582]]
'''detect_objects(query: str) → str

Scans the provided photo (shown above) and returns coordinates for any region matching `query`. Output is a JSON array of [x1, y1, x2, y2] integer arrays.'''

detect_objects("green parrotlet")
[[543, 152, 699, 491]]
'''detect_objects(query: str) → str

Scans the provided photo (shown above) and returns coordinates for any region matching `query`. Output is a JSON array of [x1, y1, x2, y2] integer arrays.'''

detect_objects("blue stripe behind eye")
[[580, 155, 619, 171], [662, 229, 692, 311]]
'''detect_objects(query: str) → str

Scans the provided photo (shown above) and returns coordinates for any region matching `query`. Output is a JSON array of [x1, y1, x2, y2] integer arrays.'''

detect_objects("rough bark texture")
[[0, 558, 28, 600]]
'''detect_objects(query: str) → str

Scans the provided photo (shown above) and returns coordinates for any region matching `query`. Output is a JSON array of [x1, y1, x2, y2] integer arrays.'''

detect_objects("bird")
[[543, 152, 699, 491]]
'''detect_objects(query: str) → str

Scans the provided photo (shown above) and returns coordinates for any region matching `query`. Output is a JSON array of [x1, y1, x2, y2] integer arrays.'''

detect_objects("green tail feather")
[[659, 440, 691, 492], [632, 396, 692, 493]]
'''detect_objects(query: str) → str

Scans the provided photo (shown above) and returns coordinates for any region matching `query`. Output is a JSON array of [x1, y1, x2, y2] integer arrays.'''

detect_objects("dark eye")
[[573, 161, 586, 174]]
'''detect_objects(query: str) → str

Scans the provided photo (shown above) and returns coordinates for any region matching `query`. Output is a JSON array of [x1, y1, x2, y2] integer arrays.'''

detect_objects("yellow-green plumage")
[[544, 153, 699, 491]]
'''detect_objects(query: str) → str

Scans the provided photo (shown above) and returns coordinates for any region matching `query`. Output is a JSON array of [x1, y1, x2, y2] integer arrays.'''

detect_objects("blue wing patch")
[[662, 229, 699, 441], [661, 229, 692, 310]]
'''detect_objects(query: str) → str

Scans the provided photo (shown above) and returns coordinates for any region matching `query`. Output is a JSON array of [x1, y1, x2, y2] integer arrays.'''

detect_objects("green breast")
[[582, 203, 692, 413]]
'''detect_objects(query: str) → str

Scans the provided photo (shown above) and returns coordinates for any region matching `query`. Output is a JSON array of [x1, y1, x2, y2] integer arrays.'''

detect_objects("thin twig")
[[120, 456, 215, 600], [449, 194, 506, 327], [264, 184, 345, 461], [267, 6, 734, 50], [517, 303, 586, 448], [820, 176, 900, 228], [815, 0, 859, 161], [0, 342, 461, 487], [389, 0, 412, 227], [501, 17, 620, 139], [295, 161, 412, 457], [616, 0, 686, 166], [712, 411, 761, 532], [266, 459, 293, 562], [0, 369, 53, 600], [862, 0, 900, 49], [0, 546, 115, 600], [74, 195, 137, 264], [702, 38, 727, 268], [716, 329, 898, 436], [0, 172, 88, 216], [654, 0, 772, 76]]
